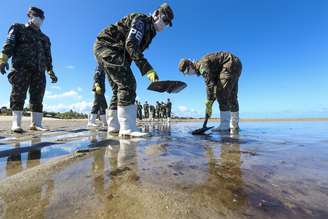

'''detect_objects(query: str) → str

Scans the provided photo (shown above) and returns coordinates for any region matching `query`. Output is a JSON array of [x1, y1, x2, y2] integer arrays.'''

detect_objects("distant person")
[[155, 101, 161, 119], [93, 3, 174, 137], [0, 7, 58, 133], [143, 101, 149, 119], [179, 51, 242, 134], [88, 65, 108, 128], [161, 101, 166, 119], [166, 98, 172, 122], [149, 104, 156, 121], [136, 101, 143, 120]]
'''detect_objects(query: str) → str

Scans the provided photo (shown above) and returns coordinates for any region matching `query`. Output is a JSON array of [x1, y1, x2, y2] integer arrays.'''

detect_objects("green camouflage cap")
[[159, 3, 174, 27], [178, 59, 192, 73], [27, 7, 45, 19]]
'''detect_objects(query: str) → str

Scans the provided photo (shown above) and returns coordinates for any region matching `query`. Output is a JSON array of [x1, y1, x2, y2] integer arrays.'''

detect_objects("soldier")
[[88, 65, 108, 128], [137, 101, 143, 120], [149, 104, 155, 121], [155, 101, 161, 119], [93, 3, 174, 137], [166, 98, 172, 122], [179, 51, 242, 134], [0, 7, 58, 133], [143, 101, 149, 119], [161, 101, 166, 119]]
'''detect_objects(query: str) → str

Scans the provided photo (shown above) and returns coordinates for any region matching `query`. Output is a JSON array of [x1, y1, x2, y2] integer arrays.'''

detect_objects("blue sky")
[[0, 0, 327, 118]]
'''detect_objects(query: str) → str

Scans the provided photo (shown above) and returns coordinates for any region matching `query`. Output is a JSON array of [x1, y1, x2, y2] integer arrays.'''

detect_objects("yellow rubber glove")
[[95, 83, 102, 95], [205, 100, 214, 117], [47, 70, 58, 83], [0, 53, 9, 75], [146, 69, 159, 82]]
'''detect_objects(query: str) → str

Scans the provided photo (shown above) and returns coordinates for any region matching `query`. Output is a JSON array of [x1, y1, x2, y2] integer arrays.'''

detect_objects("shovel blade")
[[147, 80, 187, 94], [192, 126, 214, 135]]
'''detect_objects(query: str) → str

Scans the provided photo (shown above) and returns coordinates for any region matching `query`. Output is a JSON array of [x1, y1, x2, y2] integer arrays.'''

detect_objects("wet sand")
[[0, 117, 328, 218]]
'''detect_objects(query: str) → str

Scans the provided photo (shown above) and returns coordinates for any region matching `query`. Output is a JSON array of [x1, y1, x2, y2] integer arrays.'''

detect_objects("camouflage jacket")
[[95, 13, 156, 75], [1, 23, 52, 72], [93, 65, 106, 93], [195, 52, 241, 101]]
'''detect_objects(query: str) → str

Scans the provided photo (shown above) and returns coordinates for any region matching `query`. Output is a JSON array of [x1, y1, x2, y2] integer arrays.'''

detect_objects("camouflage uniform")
[[149, 105, 155, 119], [91, 65, 108, 115], [143, 102, 149, 118], [137, 102, 143, 120], [166, 100, 172, 118], [155, 102, 161, 118], [161, 102, 167, 118], [2, 23, 53, 112], [93, 13, 157, 108], [195, 52, 242, 112]]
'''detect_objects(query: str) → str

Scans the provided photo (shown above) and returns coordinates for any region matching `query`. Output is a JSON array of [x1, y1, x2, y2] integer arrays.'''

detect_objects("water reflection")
[[192, 133, 247, 212], [6, 137, 43, 177]]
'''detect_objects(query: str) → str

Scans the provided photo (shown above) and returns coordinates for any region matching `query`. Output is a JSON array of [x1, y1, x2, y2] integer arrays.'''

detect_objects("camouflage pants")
[[216, 58, 242, 112], [91, 93, 108, 115], [144, 110, 149, 118], [95, 48, 136, 109], [8, 68, 46, 112]]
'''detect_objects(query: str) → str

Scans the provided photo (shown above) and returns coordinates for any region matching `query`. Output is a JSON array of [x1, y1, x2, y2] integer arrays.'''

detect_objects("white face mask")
[[183, 65, 197, 76], [30, 16, 43, 28], [153, 13, 167, 32]]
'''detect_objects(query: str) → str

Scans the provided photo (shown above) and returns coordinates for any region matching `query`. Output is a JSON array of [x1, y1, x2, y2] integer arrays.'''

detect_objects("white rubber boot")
[[100, 114, 107, 127], [118, 105, 148, 137], [30, 112, 48, 131], [212, 111, 231, 132], [87, 113, 98, 127], [11, 111, 23, 133], [107, 109, 119, 133], [230, 111, 240, 134]]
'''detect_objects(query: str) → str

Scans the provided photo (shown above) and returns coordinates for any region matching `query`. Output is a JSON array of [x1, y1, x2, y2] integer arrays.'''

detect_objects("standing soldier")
[[161, 101, 166, 119], [166, 98, 172, 122], [0, 7, 58, 133], [88, 65, 108, 128], [93, 3, 174, 137], [143, 101, 149, 119], [155, 101, 161, 119], [149, 104, 155, 121], [179, 51, 242, 134], [137, 101, 143, 120]]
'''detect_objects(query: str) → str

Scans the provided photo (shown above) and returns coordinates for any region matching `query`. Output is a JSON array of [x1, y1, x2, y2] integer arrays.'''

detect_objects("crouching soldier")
[[88, 65, 108, 128], [93, 3, 174, 137], [179, 51, 242, 134], [0, 7, 58, 133]]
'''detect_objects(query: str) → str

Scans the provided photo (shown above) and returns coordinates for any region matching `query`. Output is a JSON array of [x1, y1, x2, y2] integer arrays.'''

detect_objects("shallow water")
[[0, 121, 328, 218]]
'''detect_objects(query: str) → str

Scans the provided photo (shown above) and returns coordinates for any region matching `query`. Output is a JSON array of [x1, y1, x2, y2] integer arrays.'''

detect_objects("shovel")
[[192, 113, 214, 135]]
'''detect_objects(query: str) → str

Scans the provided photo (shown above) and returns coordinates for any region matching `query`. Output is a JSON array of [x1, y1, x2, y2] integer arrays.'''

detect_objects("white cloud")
[[44, 101, 92, 113], [51, 85, 62, 90], [178, 106, 188, 112], [176, 105, 202, 118], [46, 90, 80, 100], [65, 65, 75, 70], [77, 87, 83, 92]]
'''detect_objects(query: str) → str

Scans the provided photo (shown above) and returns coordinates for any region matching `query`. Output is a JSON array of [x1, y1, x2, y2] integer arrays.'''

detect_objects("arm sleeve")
[[1, 24, 20, 58], [44, 37, 53, 71], [125, 17, 153, 75], [200, 62, 217, 101]]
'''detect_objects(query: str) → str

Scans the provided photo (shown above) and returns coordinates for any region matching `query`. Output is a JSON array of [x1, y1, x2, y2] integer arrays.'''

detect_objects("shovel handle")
[[203, 113, 210, 128]]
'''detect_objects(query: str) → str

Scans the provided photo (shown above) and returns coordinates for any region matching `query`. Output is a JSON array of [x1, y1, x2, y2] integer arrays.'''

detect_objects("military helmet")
[[27, 7, 45, 19], [158, 3, 174, 27], [178, 58, 193, 73]]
